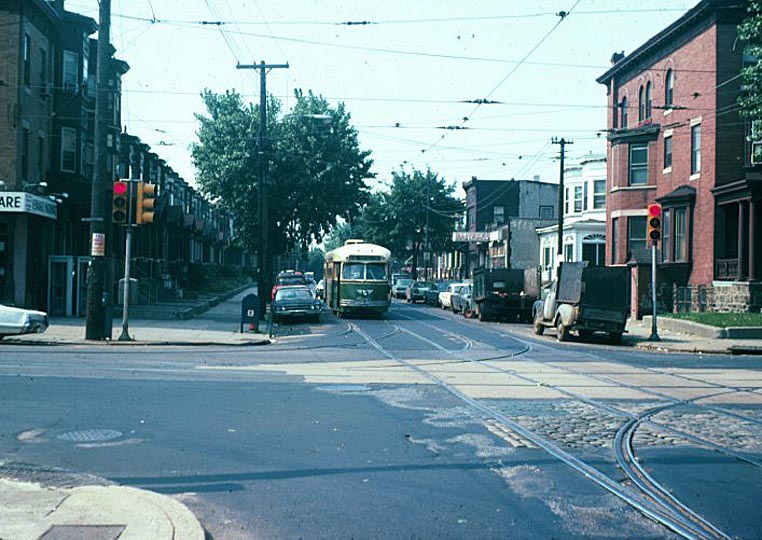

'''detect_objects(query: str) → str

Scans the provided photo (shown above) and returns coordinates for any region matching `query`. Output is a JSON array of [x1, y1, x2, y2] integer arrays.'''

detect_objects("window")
[[661, 209, 671, 261], [665, 69, 674, 108], [593, 180, 606, 209], [752, 120, 762, 165], [583, 182, 588, 211], [539, 205, 554, 219], [620, 97, 628, 128], [365, 263, 388, 281], [573, 185, 583, 212], [638, 86, 644, 122], [23, 34, 31, 86], [61, 127, 77, 172], [611, 218, 619, 264], [39, 48, 47, 87], [691, 124, 701, 174], [564, 244, 574, 262], [21, 128, 29, 181], [543, 246, 553, 269], [645, 82, 652, 119], [664, 135, 673, 169], [674, 207, 687, 261], [63, 51, 78, 90], [493, 205, 504, 225], [627, 216, 647, 258], [37, 136, 44, 181], [629, 143, 648, 185]]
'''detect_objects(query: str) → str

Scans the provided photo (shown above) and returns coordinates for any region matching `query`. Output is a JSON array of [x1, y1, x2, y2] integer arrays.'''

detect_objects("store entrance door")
[[48, 256, 74, 316]]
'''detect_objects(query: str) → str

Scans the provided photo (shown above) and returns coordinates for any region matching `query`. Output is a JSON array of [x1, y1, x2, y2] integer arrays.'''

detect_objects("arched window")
[[645, 81, 652, 119], [620, 97, 628, 128], [665, 69, 674, 108], [638, 86, 645, 122]]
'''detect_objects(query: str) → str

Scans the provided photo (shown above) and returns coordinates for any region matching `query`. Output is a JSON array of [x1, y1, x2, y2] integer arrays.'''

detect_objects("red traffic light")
[[113, 181, 128, 195], [648, 203, 662, 218]]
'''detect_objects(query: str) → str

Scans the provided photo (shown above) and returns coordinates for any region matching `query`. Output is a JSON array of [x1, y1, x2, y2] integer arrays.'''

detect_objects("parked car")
[[439, 282, 467, 310], [450, 285, 473, 315], [271, 286, 322, 324], [0, 304, 49, 339], [393, 278, 413, 299], [425, 282, 450, 305], [271, 270, 308, 299], [405, 281, 438, 303], [315, 279, 325, 300]]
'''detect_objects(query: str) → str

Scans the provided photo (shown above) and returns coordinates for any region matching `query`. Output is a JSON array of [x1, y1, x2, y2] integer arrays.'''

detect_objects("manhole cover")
[[57, 429, 123, 443]]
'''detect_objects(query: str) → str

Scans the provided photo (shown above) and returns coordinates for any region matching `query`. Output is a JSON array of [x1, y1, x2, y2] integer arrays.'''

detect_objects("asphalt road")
[[1, 300, 761, 539]]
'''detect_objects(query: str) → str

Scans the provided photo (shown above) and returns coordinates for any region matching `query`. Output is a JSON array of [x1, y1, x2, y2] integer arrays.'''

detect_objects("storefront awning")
[[0, 192, 57, 219]]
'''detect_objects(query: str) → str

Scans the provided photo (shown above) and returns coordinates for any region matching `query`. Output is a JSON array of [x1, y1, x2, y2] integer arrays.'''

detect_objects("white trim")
[[663, 128, 673, 137], [663, 166, 672, 175], [689, 173, 701, 181], [610, 185, 656, 193], [611, 209, 648, 218], [663, 108, 673, 116], [690, 116, 702, 126]]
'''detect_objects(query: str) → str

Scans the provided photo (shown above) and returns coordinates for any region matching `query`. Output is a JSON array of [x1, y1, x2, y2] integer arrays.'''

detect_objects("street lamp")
[[23, 181, 48, 193]]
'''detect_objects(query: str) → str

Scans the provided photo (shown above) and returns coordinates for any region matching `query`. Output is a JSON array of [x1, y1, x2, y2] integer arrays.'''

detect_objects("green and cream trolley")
[[323, 240, 392, 317]]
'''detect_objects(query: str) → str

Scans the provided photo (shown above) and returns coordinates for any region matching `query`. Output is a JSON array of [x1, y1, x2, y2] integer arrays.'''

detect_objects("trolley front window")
[[365, 263, 388, 281], [342, 263, 365, 280]]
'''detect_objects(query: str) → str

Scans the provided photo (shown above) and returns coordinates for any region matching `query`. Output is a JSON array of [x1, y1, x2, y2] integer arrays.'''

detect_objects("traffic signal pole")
[[647, 203, 662, 342], [118, 177, 135, 342]]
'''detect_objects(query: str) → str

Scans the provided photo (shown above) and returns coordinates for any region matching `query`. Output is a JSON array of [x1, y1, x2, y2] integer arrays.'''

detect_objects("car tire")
[[556, 319, 568, 342]]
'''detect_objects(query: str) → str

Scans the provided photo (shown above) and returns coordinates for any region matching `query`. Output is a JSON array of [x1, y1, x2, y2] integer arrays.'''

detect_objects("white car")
[[0, 304, 49, 339], [439, 282, 467, 310]]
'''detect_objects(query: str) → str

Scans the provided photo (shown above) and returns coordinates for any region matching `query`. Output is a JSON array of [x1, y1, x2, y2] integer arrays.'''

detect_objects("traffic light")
[[112, 180, 128, 225], [647, 203, 662, 244], [136, 182, 157, 225]]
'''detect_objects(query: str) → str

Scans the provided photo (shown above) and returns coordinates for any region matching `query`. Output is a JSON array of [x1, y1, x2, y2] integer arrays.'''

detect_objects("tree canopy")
[[354, 167, 463, 275], [739, 0, 762, 122], [191, 89, 373, 257]]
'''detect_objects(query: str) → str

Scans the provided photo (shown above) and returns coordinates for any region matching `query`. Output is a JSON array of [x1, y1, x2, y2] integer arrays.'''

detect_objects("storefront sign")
[[91, 233, 106, 257], [452, 231, 491, 242], [0, 192, 57, 219]]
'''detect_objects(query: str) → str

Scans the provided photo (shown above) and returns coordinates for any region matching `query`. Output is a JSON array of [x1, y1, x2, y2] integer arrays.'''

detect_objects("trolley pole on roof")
[[236, 61, 289, 319]]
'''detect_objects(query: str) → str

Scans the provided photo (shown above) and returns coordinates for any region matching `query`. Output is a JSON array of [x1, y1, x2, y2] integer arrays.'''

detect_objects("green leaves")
[[738, 0, 762, 122], [191, 89, 373, 256]]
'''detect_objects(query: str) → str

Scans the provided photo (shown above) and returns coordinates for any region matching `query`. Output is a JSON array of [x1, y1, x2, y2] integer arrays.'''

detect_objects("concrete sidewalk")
[[625, 318, 762, 355], [3, 285, 271, 347], [0, 477, 205, 540]]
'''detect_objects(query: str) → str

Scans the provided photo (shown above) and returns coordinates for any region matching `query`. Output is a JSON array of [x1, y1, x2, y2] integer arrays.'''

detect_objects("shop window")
[[629, 143, 648, 185]]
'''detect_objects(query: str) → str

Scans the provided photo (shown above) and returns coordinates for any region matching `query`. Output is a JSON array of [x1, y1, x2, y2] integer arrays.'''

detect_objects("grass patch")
[[662, 312, 762, 328]]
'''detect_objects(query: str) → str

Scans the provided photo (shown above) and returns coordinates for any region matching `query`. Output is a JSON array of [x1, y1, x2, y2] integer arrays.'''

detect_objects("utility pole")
[[236, 61, 288, 320], [552, 137, 572, 273], [85, 0, 111, 340]]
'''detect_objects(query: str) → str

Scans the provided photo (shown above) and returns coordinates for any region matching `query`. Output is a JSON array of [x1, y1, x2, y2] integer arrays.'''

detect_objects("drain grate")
[[57, 429, 123, 443]]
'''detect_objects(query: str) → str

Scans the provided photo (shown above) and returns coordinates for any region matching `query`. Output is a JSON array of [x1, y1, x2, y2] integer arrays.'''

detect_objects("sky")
[[66, 0, 697, 195]]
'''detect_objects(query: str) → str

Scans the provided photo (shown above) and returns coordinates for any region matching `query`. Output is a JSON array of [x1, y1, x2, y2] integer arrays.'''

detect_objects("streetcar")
[[323, 239, 392, 317]]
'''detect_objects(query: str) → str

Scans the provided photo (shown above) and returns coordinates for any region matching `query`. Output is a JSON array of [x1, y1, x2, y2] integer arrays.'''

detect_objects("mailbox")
[[241, 293, 259, 332]]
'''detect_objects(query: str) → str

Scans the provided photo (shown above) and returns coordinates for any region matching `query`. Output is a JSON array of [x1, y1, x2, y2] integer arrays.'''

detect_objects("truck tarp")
[[557, 262, 628, 306]]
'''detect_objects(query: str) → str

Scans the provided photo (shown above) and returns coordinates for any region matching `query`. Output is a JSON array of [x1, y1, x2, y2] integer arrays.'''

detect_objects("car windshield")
[[396, 279, 413, 287], [275, 288, 313, 301]]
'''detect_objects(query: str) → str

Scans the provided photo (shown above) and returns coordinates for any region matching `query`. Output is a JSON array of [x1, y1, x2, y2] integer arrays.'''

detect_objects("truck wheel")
[[533, 314, 545, 335], [609, 332, 622, 344], [556, 320, 568, 342], [478, 309, 486, 322]]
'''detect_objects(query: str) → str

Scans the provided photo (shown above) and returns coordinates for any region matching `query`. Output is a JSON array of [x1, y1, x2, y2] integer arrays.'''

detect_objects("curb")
[[642, 315, 762, 339]]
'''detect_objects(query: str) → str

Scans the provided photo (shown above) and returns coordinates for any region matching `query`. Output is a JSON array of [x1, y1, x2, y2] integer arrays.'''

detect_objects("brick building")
[[597, 0, 760, 315], [459, 176, 557, 277], [0, 0, 251, 315]]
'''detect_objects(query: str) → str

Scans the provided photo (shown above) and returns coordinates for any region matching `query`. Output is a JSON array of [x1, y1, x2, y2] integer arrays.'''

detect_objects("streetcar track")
[[349, 319, 730, 540]]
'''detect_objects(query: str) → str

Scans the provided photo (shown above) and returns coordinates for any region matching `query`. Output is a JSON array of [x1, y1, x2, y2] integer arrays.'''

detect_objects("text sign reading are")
[[0, 192, 57, 219]]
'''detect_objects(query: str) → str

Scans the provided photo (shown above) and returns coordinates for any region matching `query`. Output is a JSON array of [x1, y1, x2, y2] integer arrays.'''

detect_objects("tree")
[[739, 1, 762, 123], [355, 168, 463, 277], [191, 89, 373, 258]]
